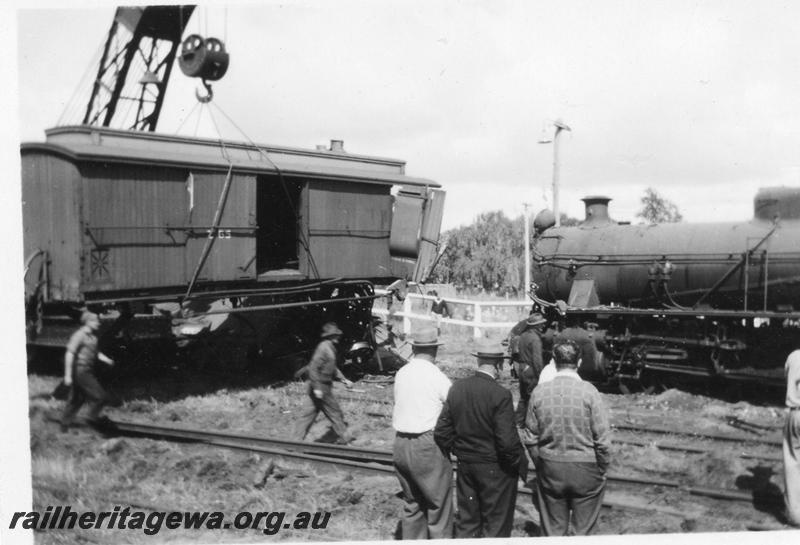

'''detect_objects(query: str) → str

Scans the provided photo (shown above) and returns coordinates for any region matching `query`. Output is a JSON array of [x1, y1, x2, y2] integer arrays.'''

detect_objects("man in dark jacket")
[[294, 322, 354, 444], [553, 314, 605, 382], [515, 312, 547, 427], [434, 339, 527, 538]]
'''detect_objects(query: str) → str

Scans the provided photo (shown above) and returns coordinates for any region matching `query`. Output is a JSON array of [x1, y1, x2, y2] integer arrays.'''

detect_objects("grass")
[[24, 334, 792, 541]]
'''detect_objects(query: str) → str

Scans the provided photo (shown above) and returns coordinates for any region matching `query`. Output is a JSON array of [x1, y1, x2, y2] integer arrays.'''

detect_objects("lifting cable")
[[210, 101, 322, 280], [184, 115, 236, 300], [183, 96, 324, 303], [184, 163, 234, 300]]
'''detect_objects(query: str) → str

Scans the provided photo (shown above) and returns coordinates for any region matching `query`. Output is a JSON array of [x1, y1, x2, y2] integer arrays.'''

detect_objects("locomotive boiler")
[[531, 187, 800, 389]]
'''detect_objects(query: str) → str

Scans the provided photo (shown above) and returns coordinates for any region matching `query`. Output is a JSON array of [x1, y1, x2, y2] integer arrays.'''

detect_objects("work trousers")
[[393, 431, 454, 539], [61, 367, 108, 425], [294, 383, 350, 442], [535, 459, 605, 536], [455, 461, 518, 538], [784, 410, 800, 526], [514, 363, 538, 427]]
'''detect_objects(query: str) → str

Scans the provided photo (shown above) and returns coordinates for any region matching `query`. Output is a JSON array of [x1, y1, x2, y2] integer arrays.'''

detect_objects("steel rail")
[[613, 436, 782, 463], [108, 419, 781, 506], [320, 395, 785, 452], [320, 394, 784, 448], [110, 419, 393, 465], [611, 422, 783, 447]]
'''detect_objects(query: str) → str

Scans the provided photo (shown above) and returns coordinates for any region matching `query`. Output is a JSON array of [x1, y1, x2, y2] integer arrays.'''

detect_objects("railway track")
[[106, 419, 784, 515], [336, 392, 785, 462], [611, 421, 782, 447], [110, 420, 394, 473], [608, 415, 783, 466]]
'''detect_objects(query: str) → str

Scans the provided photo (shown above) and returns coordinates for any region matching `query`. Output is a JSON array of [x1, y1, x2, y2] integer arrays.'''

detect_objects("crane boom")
[[83, 5, 195, 131]]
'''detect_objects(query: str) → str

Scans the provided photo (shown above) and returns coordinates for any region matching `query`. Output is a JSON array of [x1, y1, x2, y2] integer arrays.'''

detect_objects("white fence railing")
[[373, 292, 531, 338]]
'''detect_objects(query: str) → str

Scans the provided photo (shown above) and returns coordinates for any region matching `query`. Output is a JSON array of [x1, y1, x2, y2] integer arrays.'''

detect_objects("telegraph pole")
[[539, 119, 571, 227]]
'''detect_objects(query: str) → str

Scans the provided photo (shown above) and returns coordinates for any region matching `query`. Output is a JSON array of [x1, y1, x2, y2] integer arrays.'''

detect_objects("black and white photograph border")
[[4, 1, 800, 544]]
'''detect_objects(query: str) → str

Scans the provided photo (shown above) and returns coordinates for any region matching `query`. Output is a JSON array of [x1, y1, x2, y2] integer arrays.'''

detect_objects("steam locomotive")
[[531, 187, 800, 388]]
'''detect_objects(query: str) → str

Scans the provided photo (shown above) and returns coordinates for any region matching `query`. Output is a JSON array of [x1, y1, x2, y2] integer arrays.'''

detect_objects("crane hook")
[[195, 80, 213, 103]]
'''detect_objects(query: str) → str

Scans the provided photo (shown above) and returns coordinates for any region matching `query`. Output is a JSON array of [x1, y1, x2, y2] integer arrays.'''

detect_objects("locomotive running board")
[[643, 362, 784, 386], [643, 362, 713, 377]]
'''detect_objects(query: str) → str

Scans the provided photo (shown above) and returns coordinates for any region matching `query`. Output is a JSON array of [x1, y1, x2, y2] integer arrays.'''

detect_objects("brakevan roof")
[[20, 125, 441, 189]]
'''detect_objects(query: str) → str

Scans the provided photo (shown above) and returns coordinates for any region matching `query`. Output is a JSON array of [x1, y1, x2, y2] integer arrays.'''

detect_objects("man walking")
[[392, 326, 453, 539], [428, 291, 450, 334], [515, 312, 547, 427], [525, 340, 611, 536], [434, 339, 527, 538], [783, 349, 800, 526], [61, 311, 115, 430], [295, 322, 354, 444]]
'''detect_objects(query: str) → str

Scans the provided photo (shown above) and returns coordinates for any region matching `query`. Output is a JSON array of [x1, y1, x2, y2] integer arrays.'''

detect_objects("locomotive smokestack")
[[581, 196, 614, 225]]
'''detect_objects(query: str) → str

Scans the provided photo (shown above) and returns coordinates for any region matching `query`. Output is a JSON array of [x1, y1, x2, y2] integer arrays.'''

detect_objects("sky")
[[12, 0, 800, 230], [4, 4, 800, 543]]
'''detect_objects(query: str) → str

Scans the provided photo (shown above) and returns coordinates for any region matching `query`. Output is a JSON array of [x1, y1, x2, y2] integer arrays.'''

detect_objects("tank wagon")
[[531, 187, 800, 389], [22, 126, 444, 368]]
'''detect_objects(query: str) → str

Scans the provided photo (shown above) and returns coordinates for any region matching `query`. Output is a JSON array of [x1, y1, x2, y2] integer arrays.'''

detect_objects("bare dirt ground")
[[25, 328, 795, 543]]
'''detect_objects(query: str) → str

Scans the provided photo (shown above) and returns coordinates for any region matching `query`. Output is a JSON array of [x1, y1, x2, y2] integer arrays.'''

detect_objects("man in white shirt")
[[538, 359, 557, 384], [392, 326, 453, 539], [784, 349, 800, 526]]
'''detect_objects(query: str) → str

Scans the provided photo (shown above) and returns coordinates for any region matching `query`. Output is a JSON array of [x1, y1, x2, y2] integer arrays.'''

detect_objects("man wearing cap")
[[553, 314, 604, 382], [61, 311, 115, 430], [525, 340, 611, 536], [434, 339, 527, 538], [783, 349, 800, 526], [515, 312, 548, 427], [392, 326, 453, 539], [295, 322, 354, 444]]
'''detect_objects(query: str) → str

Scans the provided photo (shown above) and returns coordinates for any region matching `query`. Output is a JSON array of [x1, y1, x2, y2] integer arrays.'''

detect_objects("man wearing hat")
[[295, 322, 354, 444], [434, 339, 527, 538], [61, 311, 115, 430], [515, 312, 548, 427], [392, 326, 453, 539]]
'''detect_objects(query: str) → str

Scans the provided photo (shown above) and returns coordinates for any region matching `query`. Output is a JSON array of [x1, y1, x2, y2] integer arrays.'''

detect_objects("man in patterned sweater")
[[525, 340, 611, 536]]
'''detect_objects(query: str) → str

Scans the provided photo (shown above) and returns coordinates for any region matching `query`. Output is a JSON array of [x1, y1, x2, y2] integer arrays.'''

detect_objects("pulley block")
[[179, 34, 230, 81]]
